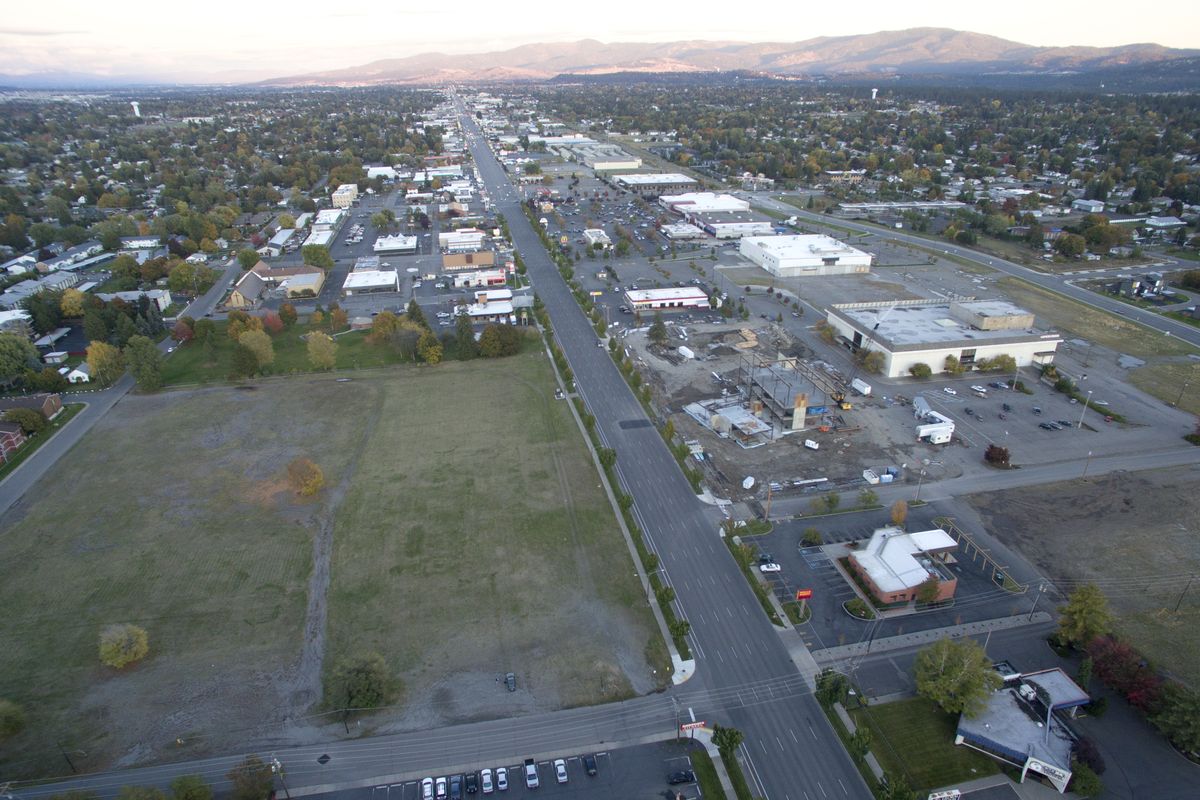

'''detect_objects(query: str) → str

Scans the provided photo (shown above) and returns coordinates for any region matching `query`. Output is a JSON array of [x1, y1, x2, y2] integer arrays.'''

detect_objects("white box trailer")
[[851, 377, 872, 396]]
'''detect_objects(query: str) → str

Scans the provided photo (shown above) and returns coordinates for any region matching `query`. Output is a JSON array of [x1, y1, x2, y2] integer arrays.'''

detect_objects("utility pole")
[[1174, 380, 1190, 408], [1173, 575, 1195, 614], [271, 756, 291, 800], [1028, 583, 1046, 621], [1077, 390, 1093, 429], [1082, 450, 1093, 480]]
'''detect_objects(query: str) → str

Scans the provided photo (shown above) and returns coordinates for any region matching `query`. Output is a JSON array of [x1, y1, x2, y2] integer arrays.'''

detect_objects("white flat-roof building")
[[740, 234, 873, 277], [342, 270, 400, 295], [1071, 199, 1105, 214], [660, 192, 750, 216], [693, 212, 775, 240], [463, 288, 515, 321], [332, 183, 359, 209], [826, 300, 1061, 378], [452, 269, 507, 288], [583, 229, 612, 249], [303, 229, 334, 248], [374, 234, 418, 254], [314, 209, 345, 228], [660, 223, 707, 240], [439, 228, 486, 253], [96, 289, 172, 313], [625, 287, 710, 312], [848, 526, 958, 604], [613, 173, 698, 195]]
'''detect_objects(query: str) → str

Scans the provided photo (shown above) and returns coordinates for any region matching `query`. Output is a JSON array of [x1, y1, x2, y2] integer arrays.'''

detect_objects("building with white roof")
[[374, 234, 418, 254], [342, 270, 399, 295], [825, 300, 1062, 378], [624, 287, 710, 313], [583, 229, 612, 249], [693, 211, 775, 240], [740, 234, 872, 278], [462, 288, 515, 322], [613, 173, 698, 195], [660, 223, 707, 240], [0, 309, 32, 335], [314, 209, 345, 228], [847, 526, 959, 605], [332, 183, 359, 209], [659, 192, 750, 216], [96, 289, 173, 313], [303, 229, 334, 248], [452, 269, 507, 288], [439, 228, 486, 253]]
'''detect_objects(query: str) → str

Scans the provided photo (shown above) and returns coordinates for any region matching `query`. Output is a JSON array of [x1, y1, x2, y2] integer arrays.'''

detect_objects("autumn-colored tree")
[[99, 623, 150, 668], [60, 287, 86, 317], [238, 329, 274, 370], [1059, 585, 1112, 647], [890, 500, 908, 527], [171, 319, 194, 343], [287, 457, 325, 497], [261, 311, 284, 335], [330, 307, 349, 332], [229, 343, 258, 379], [417, 330, 443, 364], [87, 340, 126, 385], [279, 302, 298, 328], [307, 331, 337, 370], [227, 756, 273, 800], [367, 311, 400, 344], [310, 309, 325, 327]]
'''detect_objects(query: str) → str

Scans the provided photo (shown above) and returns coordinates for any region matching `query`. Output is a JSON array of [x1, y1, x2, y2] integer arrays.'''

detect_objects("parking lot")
[[739, 503, 1039, 654], [320, 741, 706, 800]]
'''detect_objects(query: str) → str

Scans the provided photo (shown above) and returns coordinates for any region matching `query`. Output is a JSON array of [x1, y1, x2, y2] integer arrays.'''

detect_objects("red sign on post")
[[680, 721, 706, 731], [795, 589, 813, 600]]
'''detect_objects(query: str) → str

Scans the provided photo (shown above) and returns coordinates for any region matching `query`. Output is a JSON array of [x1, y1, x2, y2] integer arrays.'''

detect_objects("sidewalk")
[[811, 612, 1054, 664]]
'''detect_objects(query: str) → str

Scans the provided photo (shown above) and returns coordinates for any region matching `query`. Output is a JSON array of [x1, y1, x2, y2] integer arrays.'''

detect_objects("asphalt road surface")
[[456, 103, 873, 800]]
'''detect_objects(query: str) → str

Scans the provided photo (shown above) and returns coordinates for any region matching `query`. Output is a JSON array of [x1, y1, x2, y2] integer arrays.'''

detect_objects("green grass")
[[161, 322, 408, 385], [325, 349, 666, 709], [688, 746, 727, 800], [0, 403, 84, 481], [851, 698, 999, 791], [721, 750, 755, 800], [1128, 360, 1200, 416]]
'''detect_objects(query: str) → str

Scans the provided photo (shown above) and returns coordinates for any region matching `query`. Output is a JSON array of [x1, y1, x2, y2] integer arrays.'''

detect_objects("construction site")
[[621, 319, 960, 507]]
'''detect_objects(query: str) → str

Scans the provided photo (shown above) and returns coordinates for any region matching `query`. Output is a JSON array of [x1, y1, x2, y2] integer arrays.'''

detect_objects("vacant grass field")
[[161, 321, 407, 385], [851, 697, 999, 791], [970, 468, 1200, 686], [997, 277, 1197, 359], [0, 380, 379, 776], [326, 349, 668, 724], [1128, 360, 1200, 416]]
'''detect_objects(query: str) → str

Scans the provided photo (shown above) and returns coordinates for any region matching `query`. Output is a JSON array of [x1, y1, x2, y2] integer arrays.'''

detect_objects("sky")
[[2, 0, 1198, 83]]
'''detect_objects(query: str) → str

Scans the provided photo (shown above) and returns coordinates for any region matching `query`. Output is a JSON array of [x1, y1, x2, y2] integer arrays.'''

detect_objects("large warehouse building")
[[613, 173, 698, 196], [825, 300, 1062, 378], [740, 235, 872, 277], [659, 192, 749, 216]]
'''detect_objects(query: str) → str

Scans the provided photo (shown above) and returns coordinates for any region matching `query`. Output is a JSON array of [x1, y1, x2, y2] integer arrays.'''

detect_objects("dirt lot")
[[0, 352, 664, 777], [967, 466, 1200, 686]]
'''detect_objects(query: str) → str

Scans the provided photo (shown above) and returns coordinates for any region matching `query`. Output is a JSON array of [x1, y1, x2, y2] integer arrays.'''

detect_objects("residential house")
[[0, 392, 63, 420], [67, 364, 91, 384], [227, 270, 267, 309], [0, 421, 27, 462]]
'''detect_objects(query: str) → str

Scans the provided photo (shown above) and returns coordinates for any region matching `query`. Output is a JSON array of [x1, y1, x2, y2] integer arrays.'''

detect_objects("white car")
[[554, 759, 568, 784], [435, 777, 447, 800], [436, 312, 452, 319], [759, 562, 782, 573], [421, 778, 434, 800], [495, 767, 508, 791], [480, 768, 494, 794], [970, 385, 987, 393], [942, 387, 958, 395]]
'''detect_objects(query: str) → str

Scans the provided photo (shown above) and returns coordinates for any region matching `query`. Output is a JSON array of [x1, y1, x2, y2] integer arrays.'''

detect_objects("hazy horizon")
[[1, 1, 1198, 84]]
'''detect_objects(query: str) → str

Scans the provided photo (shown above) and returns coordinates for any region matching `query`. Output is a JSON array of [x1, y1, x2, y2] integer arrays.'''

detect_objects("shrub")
[[801, 527, 823, 546], [984, 443, 1011, 467], [4, 407, 47, 435], [909, 362, 932, 378], [287, 457, 325, 497], [99, 623, 149, 668], [846, 598, 875, 619]]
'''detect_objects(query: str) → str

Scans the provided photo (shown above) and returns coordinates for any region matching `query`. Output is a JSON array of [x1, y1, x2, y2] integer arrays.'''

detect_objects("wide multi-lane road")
[[458, 109, 871, 800], [752, 195, 1200, 349]]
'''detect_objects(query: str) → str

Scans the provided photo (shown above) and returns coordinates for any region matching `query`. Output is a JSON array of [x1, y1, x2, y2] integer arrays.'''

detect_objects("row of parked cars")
[[420, 755, 598, 798]]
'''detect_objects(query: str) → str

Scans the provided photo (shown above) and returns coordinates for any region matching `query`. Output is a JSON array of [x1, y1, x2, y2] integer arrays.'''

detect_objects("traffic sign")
[[795, 589, 813, 600], [589, 291, 603, 296], [680, 721, 705, 731]]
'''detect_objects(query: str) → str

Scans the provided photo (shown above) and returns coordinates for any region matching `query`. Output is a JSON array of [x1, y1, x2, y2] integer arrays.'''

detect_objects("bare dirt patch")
[[967, 467, 1200, 685]]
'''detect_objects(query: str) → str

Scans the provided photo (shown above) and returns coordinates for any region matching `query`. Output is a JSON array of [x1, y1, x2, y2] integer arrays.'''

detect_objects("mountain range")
[[259, 28, 1198, 87]]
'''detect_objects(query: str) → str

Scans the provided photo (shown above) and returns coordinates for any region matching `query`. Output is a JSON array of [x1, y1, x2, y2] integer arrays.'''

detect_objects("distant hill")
[[260, 28, 1198, 88]]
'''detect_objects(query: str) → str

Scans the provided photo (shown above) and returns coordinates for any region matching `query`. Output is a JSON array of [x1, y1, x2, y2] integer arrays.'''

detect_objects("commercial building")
[[659, 192, 750, 216], [373, 234, 418, 254], [314, 209, 345, 228], [624, 287, 710, 313], [1071, 199, 1105, 214], [559, 142, 641, 171], [823, 169, 866, 185], [439, 228, 487, 253], [660, 223, 707, 240], [452, 269, 507, 288], [740, 234, 873, 277], [332, 183, 359, 208], [442, 251, 496, 271], [96, 289, 173, 313], [613, 173, 698, 196], [277, 271, 325, 298], [742, 359, 820, 431], [691, 211, 775, 239], [846, 526, 959, 605], [462, 289, 514, 322], [583, 229, 612, 249], [956, 668, 1091, 793], [824, 300, 1061, 379], [303, 229, 334, 248], [260, 228, 295, 258], [834, 201, 967, 217], [342, 270, 400, 295]]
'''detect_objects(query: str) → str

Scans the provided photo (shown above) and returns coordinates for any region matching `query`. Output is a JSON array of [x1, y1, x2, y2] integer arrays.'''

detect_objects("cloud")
[[0, 27, 86, 37]]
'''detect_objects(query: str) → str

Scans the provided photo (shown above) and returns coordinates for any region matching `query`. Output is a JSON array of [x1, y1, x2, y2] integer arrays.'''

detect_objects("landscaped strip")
[[0, 403, 84, 482]]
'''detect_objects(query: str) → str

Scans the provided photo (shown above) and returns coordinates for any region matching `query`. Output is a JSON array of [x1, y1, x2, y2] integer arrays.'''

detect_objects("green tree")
[[849, 725, 872, 757], [307, 331, 337, 371], [876, 774, 918, 800], [815, 670, 849, 707], [87, 340, 126, 385], [302, 244, 334, 269], [124, 335, 163, 391], [227, 756, 274, 800], [192, 318, 216, 342], [4, 407, 47, 434], [83, 309, 109, 343], [943, 354, 964, 375], [711, 724, 745, 757], [455, 314, 476, 359], [99, 623, 149, 668], [0, 698, 26, 741], [406, 298, 428, 329], [862, 350, 885, 374], [1055, 233, 1087, 258], [1068, 762, 1103, 798], [1150, 683, 1200, 753], [229, 343, 259, 379], [914, 637, 1002, 717], [824, 491, 841, 512], [1058, 585, 1112, 647], [0, 332, 39, 382], [915, 576, 942, 605], [169, 776, 213, 800], [237, 249, 260, 270], [278, 213, 296, 229], [279, 302, 298, 328], [328, 652, 399, 711], [238, 329, 275, 371], [417, 330, 443, 364], [117, 788, 165, 800], [21, 290, 64, 334], [857, 488, 878, 507], [648, 312, 668, 346]]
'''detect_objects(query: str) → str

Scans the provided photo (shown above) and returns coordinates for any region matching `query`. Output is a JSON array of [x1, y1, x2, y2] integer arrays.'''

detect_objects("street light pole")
[[1082, 450, 1093, 479], [1028, 583, 1046, 621], [1174, 380, 1189, 408], [914, 469, 927, 503], [271, 756, 290, 800], [1077, 390, 1093, 429]]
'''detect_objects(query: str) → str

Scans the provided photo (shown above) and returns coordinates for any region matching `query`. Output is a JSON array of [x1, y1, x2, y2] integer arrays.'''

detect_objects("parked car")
[[1039, 422, 1058, 430], [668, 770, 696, 785], [989, 381, 1008, 389], [757, 552, 774, 564], [759, 562, 782, 573], [506, 672, 516, 691], [449, 775, 462, 800], [421, 778, 434, 800], [942, 387, 957, 395], [553, 759, 568, 784], [524, 759, 539, 789], [464, 773, 478, 794], [1032, 406, 1043, 415], [495, 767, 508, 792], [480, 769, 493, 795], [435, 777, 448, 800], [970, 385, 986, 393], [583, 755, 597, 776]]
